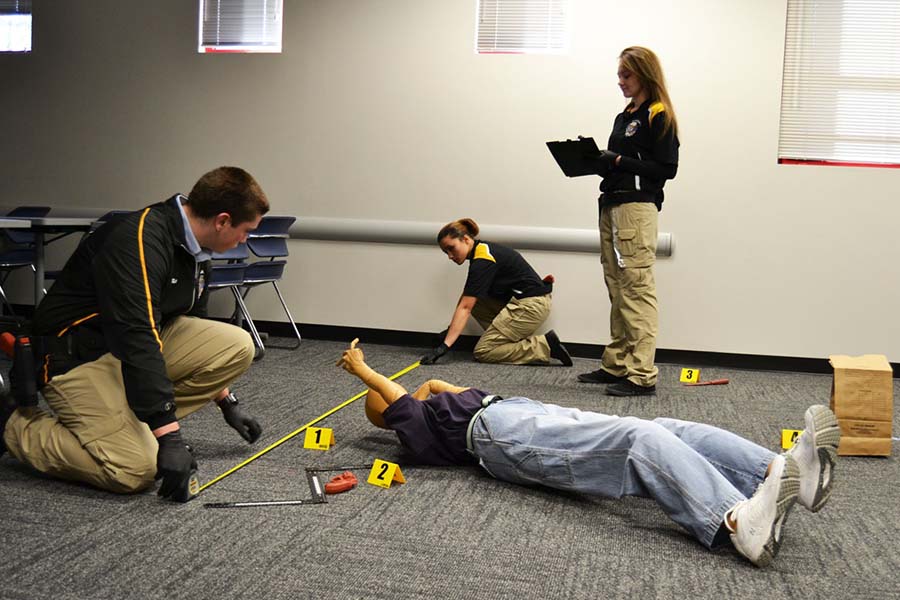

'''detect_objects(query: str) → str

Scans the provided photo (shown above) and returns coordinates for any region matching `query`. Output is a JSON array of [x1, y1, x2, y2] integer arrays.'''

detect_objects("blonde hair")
[[437, 218, 479, 243], [619, 46, 678, 138]]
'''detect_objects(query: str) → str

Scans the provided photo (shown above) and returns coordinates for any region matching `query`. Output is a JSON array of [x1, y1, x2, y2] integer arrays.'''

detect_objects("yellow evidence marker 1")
[[781, 429, 803, 450], [679, 368, 700, 383], [367, 459, 406, 489], [303, 427, 335, 451]]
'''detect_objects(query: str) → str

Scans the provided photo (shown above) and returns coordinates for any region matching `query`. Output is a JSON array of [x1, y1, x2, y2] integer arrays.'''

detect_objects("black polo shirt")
[[382, 388, 490, 466], [462, 240, 550, 302]]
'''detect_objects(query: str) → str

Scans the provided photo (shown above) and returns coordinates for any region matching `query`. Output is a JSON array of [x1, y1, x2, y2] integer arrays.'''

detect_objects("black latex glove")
[[598, 149, 620, 166], [156, 430, 198, 502], [219, 393, 262, 443], [585, 150, 618, 176], [420, 343, 449, 365]]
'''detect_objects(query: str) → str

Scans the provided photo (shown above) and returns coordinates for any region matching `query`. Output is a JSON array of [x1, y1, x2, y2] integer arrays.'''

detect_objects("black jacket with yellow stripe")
[[599, 99, 679, 210], [33, 195, 209, 431]]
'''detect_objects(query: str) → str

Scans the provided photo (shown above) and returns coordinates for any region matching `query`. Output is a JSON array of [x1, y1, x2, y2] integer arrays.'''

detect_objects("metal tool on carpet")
[[202, 464, 370, 508], [198, 360, 420, 494]]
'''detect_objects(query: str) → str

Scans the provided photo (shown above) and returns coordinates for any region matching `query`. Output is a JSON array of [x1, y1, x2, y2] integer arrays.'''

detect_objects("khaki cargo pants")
[[470, 294, 552, 364], [599, 202, 659, 387], [3, 316, 254, 493]]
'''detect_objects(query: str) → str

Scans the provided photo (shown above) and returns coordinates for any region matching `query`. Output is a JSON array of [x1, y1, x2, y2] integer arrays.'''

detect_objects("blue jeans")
[[470, 397, 775, 547]]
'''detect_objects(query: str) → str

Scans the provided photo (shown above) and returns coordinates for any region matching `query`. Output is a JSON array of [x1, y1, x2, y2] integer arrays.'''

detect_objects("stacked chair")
[[207, 242, 264, 356], [208, 215, 300, 360], [0, 206, 51, 314]]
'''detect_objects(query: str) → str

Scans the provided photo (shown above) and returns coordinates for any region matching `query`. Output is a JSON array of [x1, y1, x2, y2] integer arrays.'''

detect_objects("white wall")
[[1, 0, 898, 361]]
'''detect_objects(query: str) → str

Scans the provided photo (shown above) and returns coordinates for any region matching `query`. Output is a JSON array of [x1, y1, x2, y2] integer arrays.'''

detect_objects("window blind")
[[779, 0, 900, 167], [0, 0, 31, 53], [476, 0, 570, 55], [199, 0, 282, 54]]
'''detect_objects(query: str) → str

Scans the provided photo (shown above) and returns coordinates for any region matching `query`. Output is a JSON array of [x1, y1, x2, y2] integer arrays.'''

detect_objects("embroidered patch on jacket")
[[625, 119, 640, 137]]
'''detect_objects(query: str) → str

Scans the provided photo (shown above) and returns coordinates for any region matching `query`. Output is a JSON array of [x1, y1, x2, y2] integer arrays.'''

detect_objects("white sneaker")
[[787, 404, 840, 512], [728, 454, 800, 567]]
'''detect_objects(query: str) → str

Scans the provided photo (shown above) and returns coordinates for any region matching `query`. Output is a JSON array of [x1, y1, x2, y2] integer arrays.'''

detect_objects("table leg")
[[34, 231, 45, 306]]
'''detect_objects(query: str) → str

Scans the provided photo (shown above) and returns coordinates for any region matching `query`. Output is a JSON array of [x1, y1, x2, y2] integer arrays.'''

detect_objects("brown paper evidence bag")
[[829, 354, 894, 456]]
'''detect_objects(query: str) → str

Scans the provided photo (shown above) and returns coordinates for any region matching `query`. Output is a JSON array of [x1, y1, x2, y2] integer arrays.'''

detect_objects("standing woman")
[[419, 218, 572, 367], [578, 46, 679, 396]]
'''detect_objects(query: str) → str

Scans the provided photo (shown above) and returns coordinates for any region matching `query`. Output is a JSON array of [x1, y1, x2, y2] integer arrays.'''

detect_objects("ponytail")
[[437, 218, 479, 243]]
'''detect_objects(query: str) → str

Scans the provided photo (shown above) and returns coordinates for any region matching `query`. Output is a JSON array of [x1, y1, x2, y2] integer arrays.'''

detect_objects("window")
[[475, 0, 570, 55], [0, 0, 31, 53], [779, 0, 900, 168], [199, 0, 282, 54]]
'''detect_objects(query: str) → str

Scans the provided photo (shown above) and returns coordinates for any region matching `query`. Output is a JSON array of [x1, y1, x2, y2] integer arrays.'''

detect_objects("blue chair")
[[207, 243, 267, 359], [0, 206, 51, 314], [243, 215, 301, 350]]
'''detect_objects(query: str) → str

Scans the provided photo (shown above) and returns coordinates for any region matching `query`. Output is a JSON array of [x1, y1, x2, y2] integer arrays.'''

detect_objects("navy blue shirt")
[[382, 388, 489, 465]]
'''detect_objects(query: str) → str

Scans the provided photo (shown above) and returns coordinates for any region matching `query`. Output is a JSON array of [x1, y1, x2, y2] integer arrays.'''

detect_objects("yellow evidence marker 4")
[[781, 429, 803, 450]]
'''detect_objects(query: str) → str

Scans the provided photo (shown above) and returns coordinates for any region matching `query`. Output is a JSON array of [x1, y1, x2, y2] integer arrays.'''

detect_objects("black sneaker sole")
[[606, 383, 656, 397], [577, 371, 625, 384]]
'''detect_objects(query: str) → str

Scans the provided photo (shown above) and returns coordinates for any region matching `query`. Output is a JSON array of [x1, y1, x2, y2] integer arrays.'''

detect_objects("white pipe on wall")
[[11, 206, 674, 256], [291, 217, 673, 257]]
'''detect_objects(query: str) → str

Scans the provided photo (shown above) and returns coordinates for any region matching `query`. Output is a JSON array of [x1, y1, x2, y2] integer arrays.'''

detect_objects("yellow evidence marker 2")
[[367, 459, 406, 489], [781, 429, 803, 450], [679, 368, 700, 383], [303, 427, 335, 451]]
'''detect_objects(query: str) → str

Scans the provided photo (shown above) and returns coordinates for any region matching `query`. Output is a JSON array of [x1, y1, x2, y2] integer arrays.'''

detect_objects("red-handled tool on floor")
[[324, 471, 358, 494], [683, 378, 730, 386]]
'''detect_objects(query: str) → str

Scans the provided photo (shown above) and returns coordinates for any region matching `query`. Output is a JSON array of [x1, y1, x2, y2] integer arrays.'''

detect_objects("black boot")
[[545, 330, 573, 367]]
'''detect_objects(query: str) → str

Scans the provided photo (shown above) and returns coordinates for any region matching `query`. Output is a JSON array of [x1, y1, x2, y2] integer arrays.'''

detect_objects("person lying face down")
[[337, 339, 841, 568]]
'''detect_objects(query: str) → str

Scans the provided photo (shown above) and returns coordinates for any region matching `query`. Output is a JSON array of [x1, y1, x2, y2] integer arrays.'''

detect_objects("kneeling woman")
[[420, 218, 571, 366]]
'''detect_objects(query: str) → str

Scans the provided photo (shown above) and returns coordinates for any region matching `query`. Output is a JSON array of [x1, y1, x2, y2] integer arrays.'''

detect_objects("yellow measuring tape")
[[198, 360, 421, 493]]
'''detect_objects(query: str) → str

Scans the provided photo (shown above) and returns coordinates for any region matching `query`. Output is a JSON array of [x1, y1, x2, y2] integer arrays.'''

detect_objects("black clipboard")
[[546, 136, 601, 177]]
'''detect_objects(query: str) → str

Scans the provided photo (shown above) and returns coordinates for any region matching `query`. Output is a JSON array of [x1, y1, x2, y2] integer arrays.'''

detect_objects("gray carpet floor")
[[2, 338, 899, 600]]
